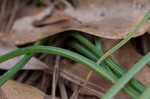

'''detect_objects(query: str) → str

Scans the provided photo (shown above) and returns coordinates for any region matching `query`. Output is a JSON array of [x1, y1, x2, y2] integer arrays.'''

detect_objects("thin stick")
[[5, 0, 19, 32], [58, 80, 68, 99], [1, 0, 7, 17], [70, 85, 80, 99], [52, 56, 60, 99]]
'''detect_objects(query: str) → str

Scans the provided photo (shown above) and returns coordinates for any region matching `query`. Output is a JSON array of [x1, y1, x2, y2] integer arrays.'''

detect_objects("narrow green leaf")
[[97, 9, 150, 64], [0, 40, 45, 86], [0, 46, 115, 84], [69, 39, 140, 98], [102, 52, 150, 99], [139, 86, 150, 99], [70, 33, 146, 93]]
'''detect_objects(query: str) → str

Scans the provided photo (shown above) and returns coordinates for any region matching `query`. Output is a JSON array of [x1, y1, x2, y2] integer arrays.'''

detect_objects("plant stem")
[[69, 41, 117, 80], [97, 9, 150, 64], [95, 37, 103, 55], [70, 33, 101, 57], [139, 86, 150, 99], [69, 41, 140, 98], [0, 40, 44, 86], [69, 41, 98, 61], [70, 33, 146, 93], [102, 52, 150, 99], [0, 45, 139, 98], [0, 46, 116, 85]]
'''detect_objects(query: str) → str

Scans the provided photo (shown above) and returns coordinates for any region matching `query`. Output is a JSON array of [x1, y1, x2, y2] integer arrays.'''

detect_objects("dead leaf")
[[63, 0, 150, 39], [0, 0, 53, 45], [4, 0, 150, 45], [0, 40, 48, 70], [0, 88, 7, 99], [0, 80, 45, 99], [9, 9, 72, 45]]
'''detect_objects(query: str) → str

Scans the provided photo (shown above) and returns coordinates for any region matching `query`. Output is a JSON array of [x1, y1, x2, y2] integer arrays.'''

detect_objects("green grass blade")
[[0, 45, 116, 84], [97, 9, 150, 64], [95, 37, 104, 55], [69, 41, 118, 80], [69, 40, 140, 98], [139, 86, 150, 99], [0, 54, 33, 86], [0, 45, 139, 98], [70, 33, 146, 93], [102, 52, 150, 99], [70, 33, 101, 57], [0, 40, 44, 86], [69, 41, 98, 61], [123, 84, 140, 99]]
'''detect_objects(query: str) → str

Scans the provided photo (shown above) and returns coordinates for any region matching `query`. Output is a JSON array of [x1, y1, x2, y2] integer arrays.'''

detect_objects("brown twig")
[[70, 85, 80, 99], [58, 80, 68, 99], [52, 56, 60, 99], [60, 68, 105, 97], [38, 73, 50, 92], [0, 0, 8, 32], [44, 60, 105, 97], [0, 0, 7, 16], [16, 71, 30, 82], [5, 0, 19, 32], [25, 71, 42, 84]]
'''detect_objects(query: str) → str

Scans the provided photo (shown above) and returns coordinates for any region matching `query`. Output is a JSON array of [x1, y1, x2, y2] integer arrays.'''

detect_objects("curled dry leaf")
[[4, 0, 150, 45], [63, 0, 150, 39], [10, 9, 72, 45], [0, 80, 45, 99], [0, 40, 47, 70]]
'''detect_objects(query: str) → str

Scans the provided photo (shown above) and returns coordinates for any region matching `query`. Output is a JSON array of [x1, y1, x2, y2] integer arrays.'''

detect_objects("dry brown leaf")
[[10, 9, 72, 45], [0, 1, 53, 45], [0, 40, 47, 70], [63, 0, 150, 39], [4, 0, 150, 45], [0, 88, 7, 99], [0, 80, 45, 99]]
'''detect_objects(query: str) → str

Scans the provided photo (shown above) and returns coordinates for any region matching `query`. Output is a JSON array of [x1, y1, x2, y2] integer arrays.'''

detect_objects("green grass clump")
[[0, 8, 150, 99]]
